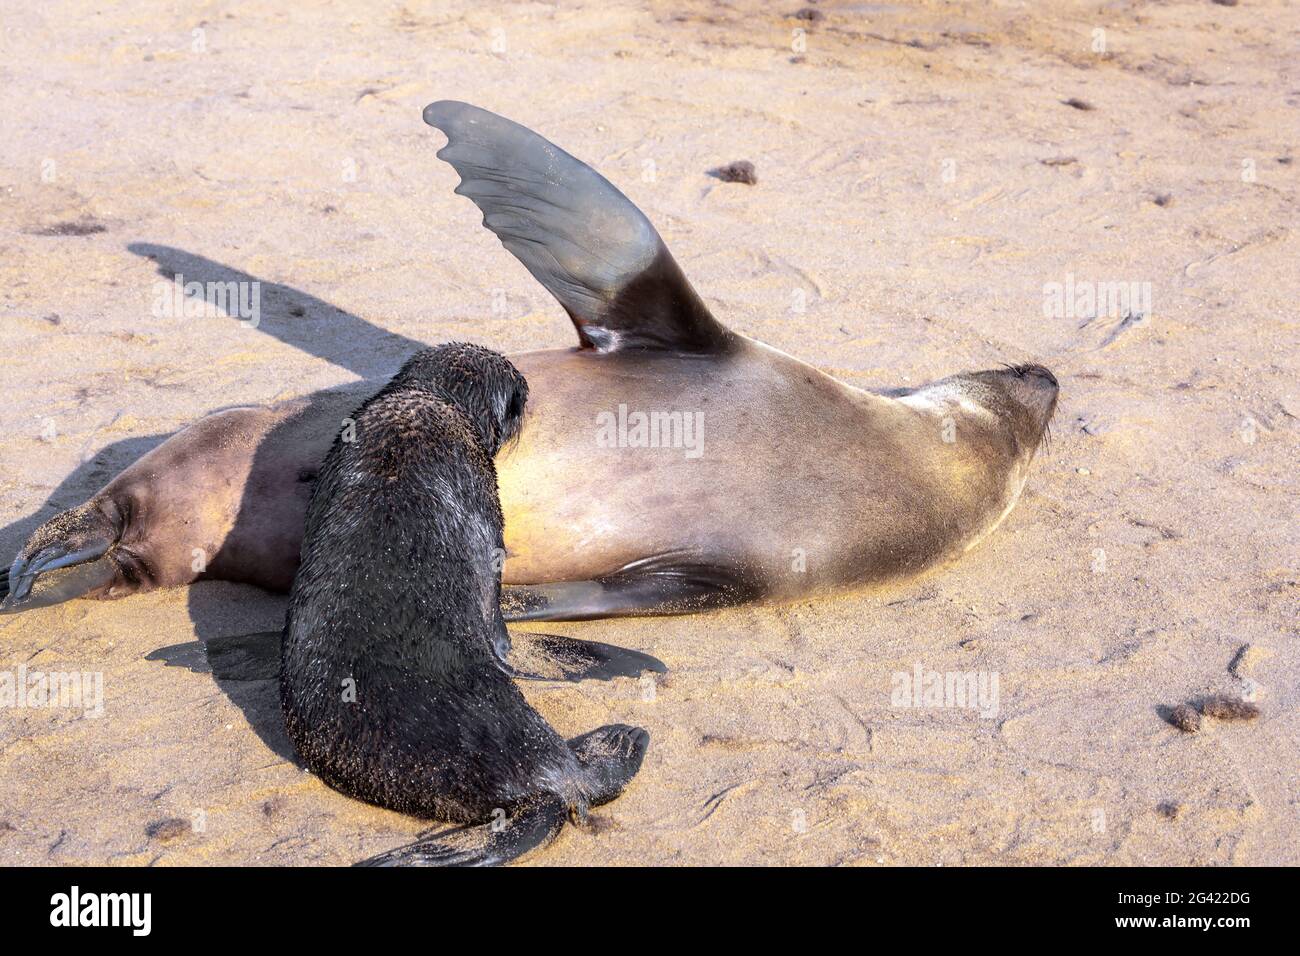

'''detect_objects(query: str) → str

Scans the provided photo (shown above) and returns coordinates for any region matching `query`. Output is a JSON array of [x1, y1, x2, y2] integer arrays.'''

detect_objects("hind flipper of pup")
[[505, 631, 666, 682], [500, 551, 763, 622], [355, 797, 569, 867], [423, 100, 734, 355], [570, 724, 651, 807]]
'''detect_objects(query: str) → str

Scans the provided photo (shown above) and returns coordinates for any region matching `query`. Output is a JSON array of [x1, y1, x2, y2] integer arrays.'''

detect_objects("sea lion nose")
[[1021, 364, 1059, 390]]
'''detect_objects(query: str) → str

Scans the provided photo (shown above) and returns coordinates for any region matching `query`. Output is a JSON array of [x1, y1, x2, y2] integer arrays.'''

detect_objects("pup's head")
[[395, 343, 529, 455]]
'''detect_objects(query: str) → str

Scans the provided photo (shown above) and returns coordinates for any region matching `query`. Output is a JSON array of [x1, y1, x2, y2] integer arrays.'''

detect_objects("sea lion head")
[[392, 342, 530, 455], [962, 363, 1059, 459]]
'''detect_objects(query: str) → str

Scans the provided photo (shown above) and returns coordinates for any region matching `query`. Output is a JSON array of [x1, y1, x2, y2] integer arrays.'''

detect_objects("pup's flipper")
[[506, 630, 666, 682], [423, 100, 734, 355], [570, 724, 651, 807], [355, 796, 569, 867]]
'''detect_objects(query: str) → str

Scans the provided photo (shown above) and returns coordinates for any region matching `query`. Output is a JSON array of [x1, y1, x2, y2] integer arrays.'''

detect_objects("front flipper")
[[423, 100, 735, 355], [501, 551, 764, 622], [506, 631, 666, 682], [355, 796, 569, 867], [1, 502, 123, 612]]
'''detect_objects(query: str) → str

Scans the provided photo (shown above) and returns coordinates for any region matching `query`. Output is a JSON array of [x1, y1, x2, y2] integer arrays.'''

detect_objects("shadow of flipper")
[[127, 243, 425, 380], [147, 630, 282, 682], [156, 626, 665, 687]]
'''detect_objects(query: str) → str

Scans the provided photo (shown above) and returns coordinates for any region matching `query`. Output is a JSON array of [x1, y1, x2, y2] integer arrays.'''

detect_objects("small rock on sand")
[[1168, 704, 1201, 733], [709, 160, 758, 185], [145, 818, 190, 843]]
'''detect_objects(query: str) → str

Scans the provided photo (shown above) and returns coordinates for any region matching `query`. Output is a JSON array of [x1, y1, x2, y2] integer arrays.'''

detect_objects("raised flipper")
[[501, 551, 764, 622], [423, 100, 735, 355], [355, 796, 569, 867]]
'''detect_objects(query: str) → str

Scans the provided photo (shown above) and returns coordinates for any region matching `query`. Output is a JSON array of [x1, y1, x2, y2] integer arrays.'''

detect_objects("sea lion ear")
[[423, 101, 734, 355], [493, 367, 529, 452]]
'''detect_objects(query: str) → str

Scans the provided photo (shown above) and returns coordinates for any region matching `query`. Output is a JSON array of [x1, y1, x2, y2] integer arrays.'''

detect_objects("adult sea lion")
[[1, 101, 1059, 621], [282, 342, 649, 866]]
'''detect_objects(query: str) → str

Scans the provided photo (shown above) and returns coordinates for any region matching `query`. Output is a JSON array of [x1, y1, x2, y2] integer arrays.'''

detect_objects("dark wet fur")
[[280, 343, 648, 865]]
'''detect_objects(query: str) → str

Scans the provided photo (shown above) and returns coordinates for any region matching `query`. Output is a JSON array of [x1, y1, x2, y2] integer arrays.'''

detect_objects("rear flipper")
[[355, 724, 649, 866], [1, 551, 120, 613], [1, 502, 123, 612], [571, 723, 651, 807], [501, 551, 763, 622], [505, 631, 666, 683], [355, 796, 569, 867]]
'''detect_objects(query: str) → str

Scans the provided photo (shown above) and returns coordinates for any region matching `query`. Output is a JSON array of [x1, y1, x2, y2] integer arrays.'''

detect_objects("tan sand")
[[0, 0, 1296, 865]]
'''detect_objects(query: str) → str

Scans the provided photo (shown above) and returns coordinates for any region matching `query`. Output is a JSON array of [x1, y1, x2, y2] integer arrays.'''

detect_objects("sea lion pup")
[[2, 101, 1059, 622], [282, 342, 649, 866]]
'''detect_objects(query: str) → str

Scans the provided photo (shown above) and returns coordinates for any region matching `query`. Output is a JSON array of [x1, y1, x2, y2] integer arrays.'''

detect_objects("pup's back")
[[281, 344, 575, 821], [281, 343, 650, 866]]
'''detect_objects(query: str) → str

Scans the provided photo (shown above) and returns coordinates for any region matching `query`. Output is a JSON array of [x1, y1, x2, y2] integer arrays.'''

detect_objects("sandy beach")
[[1, 0, 1296, 865]]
